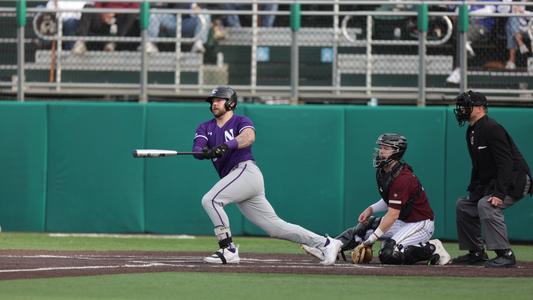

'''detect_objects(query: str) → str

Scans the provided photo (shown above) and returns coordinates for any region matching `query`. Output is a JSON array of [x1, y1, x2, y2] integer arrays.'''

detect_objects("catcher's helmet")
[[453, 90, 487, 127], [206, 86, 238, 111], [373, 133, 408, 168]]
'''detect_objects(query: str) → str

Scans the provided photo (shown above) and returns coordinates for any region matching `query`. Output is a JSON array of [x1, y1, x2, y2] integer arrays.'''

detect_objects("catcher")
[[304, 133, 451, 265]]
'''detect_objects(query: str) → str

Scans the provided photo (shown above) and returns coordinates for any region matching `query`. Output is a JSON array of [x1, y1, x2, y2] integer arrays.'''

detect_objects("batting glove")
[[203, 144, 229, 159]]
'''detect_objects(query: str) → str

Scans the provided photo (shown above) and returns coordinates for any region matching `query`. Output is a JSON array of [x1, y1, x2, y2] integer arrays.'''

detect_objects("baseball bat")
[[132, 149, 202, 158]]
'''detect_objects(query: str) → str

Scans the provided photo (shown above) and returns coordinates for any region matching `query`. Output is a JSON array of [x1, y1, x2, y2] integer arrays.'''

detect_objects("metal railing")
[[2, 1, 533, 105]]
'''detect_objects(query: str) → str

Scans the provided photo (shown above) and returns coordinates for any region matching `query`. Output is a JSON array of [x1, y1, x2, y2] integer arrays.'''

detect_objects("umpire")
[[452, 90, 532, 268]]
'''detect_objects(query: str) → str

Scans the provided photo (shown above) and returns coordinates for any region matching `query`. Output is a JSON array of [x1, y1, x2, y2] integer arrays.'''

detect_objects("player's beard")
[[212, 107, 226, 118]]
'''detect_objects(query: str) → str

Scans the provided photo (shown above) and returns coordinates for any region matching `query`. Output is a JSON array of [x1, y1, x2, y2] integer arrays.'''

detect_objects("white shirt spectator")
[[46, 0, 89, 21]]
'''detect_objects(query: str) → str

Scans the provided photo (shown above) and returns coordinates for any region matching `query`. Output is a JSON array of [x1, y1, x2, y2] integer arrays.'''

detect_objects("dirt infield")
[[1, 249, 532, 280]]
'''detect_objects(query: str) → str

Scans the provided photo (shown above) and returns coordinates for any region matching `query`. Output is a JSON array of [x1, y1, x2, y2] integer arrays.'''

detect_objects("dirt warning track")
[[1, 250, 532, 280]]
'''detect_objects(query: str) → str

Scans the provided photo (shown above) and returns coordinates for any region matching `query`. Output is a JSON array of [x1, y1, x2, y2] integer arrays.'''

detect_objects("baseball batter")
[[192, 86, 342, 265]]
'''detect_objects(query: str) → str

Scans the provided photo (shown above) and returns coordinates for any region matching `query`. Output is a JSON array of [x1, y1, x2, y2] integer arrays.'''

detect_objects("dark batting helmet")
[[453, 90, 487, 127], [206, 86, 238, 111], [373, 133, 408, 168]]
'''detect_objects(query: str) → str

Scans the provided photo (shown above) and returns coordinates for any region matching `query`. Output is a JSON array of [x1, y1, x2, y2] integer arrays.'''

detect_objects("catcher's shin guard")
[[370, 216, 382, 230], [355, 216, 382, 238], [402, 243, 435, 265], [336, 227, 361, 261], [378, 239, 404, 265], [336, 216, 382, 261], [337, 216, 382, 251], [336, 227, 361, 252]]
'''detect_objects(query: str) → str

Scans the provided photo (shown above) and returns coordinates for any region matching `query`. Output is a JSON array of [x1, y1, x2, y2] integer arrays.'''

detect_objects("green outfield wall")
[[0, 102, 532, 241]]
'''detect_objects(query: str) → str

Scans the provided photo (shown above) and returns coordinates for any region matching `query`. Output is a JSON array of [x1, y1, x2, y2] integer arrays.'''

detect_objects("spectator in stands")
[[44, 0, 87, 50], [211, 3, 278, 27], [446, 1, 507, 84], [504, 2, 533, 70], [219, 4, 245, 28], [72, 2, 140, 55], [260, 1, 278, 27], [145, 2, 211, 54]]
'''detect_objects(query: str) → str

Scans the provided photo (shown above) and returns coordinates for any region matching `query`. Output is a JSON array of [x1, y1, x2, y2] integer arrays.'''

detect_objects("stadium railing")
[[1, 1, 533, 105]]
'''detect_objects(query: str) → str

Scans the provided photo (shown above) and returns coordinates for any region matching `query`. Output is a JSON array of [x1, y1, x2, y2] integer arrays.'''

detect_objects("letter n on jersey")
[[224, 129, 235, 142]]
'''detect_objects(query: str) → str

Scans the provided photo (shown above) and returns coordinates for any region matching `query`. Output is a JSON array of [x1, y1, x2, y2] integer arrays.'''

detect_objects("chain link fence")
[[0, 4, 20, 92], [1, 1, 533, 105]]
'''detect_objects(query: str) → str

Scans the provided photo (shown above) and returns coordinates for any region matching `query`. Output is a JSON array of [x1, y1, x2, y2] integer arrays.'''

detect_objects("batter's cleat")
[[301, 244, 324, 260], [485, 250, 516, 268], [320, 237, 343, 266], [203, 246, 240, 264], [429, 239, 451, 265], [451, 250, 488, 265]]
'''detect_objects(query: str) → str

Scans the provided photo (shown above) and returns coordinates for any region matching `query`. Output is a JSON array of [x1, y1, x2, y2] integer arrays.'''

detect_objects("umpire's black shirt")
[[466, 115, 531, 201]]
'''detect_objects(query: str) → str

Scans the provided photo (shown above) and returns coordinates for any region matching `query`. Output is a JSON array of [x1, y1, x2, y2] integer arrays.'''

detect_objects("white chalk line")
[[48, 233, 195, 239], [0, 262, 192, 274], [0, 254, 201, 261]]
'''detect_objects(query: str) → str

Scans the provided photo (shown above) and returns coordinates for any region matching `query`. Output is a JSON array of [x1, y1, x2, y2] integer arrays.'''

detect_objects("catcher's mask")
[[453, 90, 487, 127], [373, 133, 407, 169], [206, 86, 238, 112]]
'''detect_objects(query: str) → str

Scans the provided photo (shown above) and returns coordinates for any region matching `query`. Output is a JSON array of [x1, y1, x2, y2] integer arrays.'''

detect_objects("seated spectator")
[[504, 2, 533, 70], [45, 0, 87, 50], [260, 1, 278, 27], [446, 1, 505, 84], [145, 2, 212, 54], [72, 1, 140, 55], [405, 5, 454, 41], [210, 3, 278, 28]]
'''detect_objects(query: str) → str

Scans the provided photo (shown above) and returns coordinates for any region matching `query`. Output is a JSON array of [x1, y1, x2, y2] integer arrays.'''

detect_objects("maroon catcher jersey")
[[384, 164, 434, 222]]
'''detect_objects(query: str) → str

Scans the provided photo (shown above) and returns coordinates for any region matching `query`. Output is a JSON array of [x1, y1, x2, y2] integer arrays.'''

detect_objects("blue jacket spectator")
[[145, 2, 211, 54]]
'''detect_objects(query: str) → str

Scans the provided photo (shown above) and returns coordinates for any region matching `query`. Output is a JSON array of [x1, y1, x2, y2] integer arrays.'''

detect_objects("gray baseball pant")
[[201, 160, 327, 248], [456, 195, 521, 251]]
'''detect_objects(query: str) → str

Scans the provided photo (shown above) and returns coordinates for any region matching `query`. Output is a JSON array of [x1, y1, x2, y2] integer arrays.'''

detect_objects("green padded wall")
[[0, 103, 47, 231], [345, 107, 447, 238], [143, 103, 243, 235], [45, 103, 145, 233], [243, 105, 345, 236], [445, 107, 533, 241], [1, 101, 532, 241]]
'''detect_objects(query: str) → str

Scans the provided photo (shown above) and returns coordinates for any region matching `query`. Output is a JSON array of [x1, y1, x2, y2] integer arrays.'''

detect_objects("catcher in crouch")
[[303, 133, 451, 265]]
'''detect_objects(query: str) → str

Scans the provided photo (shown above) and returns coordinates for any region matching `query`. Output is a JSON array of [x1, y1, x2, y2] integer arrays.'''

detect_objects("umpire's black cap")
[[456, 90, 488, 107]]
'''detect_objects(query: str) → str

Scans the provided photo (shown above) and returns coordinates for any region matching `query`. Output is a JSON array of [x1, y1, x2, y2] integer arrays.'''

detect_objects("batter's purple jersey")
[[193, 115, 255, 178]]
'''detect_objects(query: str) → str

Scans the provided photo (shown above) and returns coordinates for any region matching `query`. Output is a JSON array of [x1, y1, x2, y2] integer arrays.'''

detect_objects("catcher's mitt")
[[351, 243, 373, 264]]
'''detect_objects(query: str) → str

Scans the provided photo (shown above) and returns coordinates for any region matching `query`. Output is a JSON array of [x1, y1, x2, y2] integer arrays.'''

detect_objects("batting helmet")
[[373, 133, 408, 168], [453, 90, 488, 127], [206, 86, 238, 111]]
